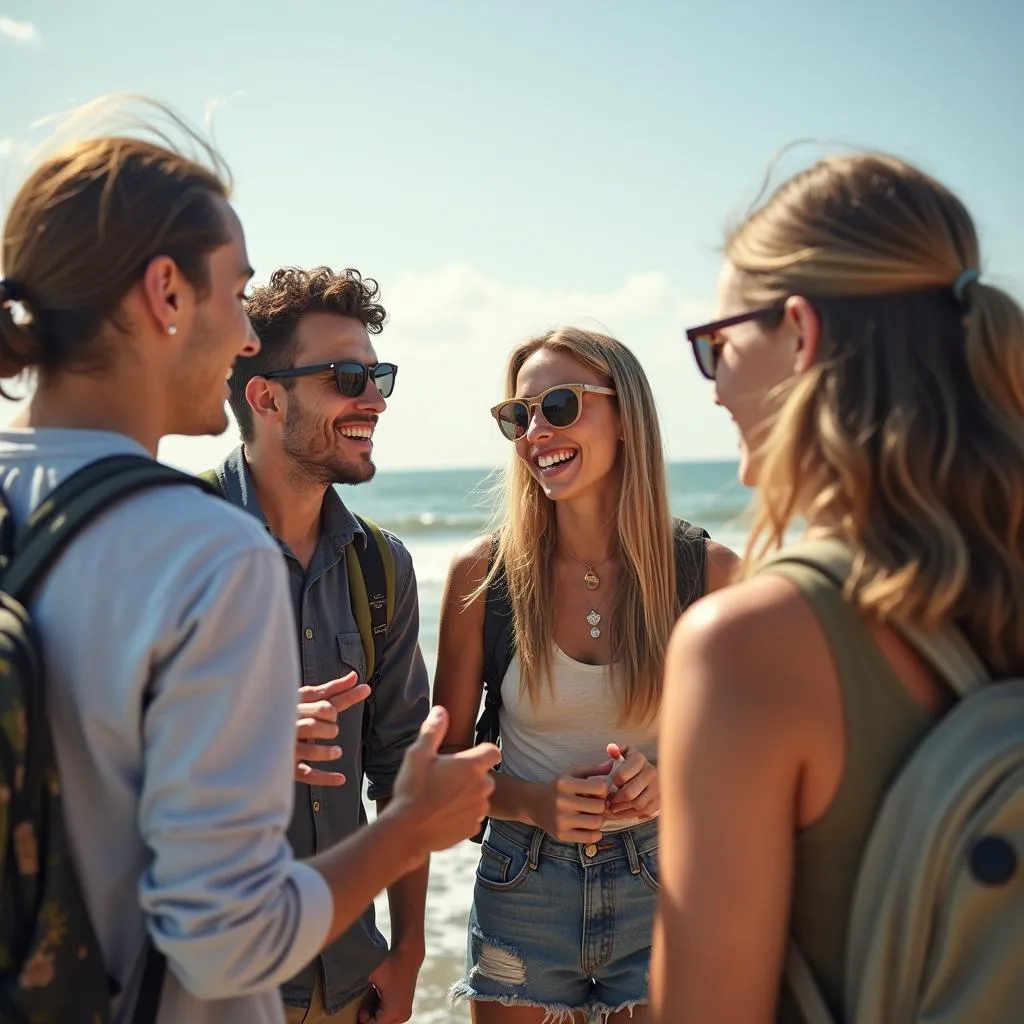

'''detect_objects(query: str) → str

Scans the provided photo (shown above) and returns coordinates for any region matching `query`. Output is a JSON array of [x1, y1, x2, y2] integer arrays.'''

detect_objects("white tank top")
[[498, 646, 659, 832]]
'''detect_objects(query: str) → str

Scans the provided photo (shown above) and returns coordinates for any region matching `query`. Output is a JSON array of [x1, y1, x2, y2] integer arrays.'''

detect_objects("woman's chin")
[[736, 440, 759, 489]]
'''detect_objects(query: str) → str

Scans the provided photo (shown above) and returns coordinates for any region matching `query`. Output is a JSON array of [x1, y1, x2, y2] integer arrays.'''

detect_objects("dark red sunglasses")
[[685, 308, 779, 380]]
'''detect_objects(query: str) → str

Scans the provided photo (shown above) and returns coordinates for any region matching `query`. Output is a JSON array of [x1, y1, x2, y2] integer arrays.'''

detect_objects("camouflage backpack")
[[776, 540, 1024, 1024], [0, 454, 216, 1023]]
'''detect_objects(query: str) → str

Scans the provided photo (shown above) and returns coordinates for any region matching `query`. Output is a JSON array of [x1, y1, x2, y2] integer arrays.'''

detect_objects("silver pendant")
[[587, 609, 601, 639]]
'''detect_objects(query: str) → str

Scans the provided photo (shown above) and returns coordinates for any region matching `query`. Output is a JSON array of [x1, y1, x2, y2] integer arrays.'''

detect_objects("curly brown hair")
[[229, 265, 387, 441]]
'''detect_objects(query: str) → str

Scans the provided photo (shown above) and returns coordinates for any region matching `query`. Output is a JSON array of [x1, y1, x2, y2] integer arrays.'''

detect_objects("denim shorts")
[[448, 817, 660, 1023]]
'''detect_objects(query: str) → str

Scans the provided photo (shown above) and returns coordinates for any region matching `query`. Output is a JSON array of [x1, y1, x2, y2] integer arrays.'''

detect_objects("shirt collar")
[[217, 445, 366, 553]]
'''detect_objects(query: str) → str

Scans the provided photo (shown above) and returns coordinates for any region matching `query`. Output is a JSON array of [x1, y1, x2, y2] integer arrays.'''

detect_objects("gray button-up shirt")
[[213, 448, 430, 1014]]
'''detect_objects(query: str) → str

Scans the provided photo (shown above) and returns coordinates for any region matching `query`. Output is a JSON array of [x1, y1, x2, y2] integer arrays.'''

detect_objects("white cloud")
[[1, 267, 736, 472], [0, 17, 40, 43], [352, 265, 731, 470]]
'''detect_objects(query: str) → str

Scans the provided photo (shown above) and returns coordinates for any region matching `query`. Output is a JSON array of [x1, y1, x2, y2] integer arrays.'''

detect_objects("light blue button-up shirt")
[[0, 428, 333, 1024]]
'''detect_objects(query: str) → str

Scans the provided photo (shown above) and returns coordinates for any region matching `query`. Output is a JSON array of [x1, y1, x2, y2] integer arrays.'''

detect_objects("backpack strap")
[[131, 941, 169, 1024], [476, 540, 515, 748], [197, 467, 224, 498], [0, 454, 214, 1024], [785, 942, 837, 1024], [346, 515, 394, 687], [2, 454, 216, 602], [761, 537, 990, 697], [672, 517, 710, 611]]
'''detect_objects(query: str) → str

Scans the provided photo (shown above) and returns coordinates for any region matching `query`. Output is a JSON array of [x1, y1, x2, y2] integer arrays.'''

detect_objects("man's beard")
[[281, 398, 375, 487]]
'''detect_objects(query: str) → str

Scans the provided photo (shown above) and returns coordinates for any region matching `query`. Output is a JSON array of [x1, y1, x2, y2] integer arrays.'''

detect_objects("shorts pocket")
[[475, 832, 533, 892]]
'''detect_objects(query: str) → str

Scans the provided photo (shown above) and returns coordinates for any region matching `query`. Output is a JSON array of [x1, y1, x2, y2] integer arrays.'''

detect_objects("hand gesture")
[[295, 672, 371, 786], [388, 706, 500, 857], [604, 742, 659, 821], [536, 762, 614, 844]]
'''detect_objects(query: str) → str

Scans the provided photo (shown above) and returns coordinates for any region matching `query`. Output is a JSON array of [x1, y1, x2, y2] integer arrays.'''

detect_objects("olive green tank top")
[[763, 560, 940, 1023]]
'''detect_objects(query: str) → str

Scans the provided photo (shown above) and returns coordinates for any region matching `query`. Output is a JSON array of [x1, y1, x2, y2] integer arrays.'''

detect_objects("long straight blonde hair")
[[729, 152, 1024, 673], [480, 327, 677, 724]]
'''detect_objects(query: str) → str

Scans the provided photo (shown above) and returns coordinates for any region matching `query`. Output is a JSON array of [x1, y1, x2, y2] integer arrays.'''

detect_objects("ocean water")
[[349, 460, 748, 1020]]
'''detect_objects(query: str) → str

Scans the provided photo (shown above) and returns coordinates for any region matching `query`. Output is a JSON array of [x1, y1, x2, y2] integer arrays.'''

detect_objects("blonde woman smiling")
[[436, 327, 736, 1023]]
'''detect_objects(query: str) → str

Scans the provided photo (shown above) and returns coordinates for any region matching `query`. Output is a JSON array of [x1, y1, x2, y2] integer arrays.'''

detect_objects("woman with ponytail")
[[651, 152, 1024, 1023]]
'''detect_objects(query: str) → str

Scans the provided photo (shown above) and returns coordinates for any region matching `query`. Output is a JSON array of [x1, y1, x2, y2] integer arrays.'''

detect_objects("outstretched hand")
[[295, 672, 371, 786], [389, 706, 501, 857]]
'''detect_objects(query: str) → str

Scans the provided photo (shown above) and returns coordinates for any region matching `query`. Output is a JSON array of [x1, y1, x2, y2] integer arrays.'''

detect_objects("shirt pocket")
[[336, 632, 371, 754], [336, 631, 367, 684]]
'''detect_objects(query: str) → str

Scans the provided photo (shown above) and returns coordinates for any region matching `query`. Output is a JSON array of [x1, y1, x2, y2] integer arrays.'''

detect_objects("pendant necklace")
[[559, 539, 615, 639]]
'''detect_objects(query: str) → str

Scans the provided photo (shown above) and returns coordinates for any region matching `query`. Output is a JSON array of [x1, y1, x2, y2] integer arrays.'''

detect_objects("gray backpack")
[[776, 541, 1024, 1024]]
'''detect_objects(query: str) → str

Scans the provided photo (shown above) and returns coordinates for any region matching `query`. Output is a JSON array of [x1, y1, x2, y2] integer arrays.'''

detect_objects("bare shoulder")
[[668, 573, 827, 720], [441, 533, 496, 618], [448, 533, 493, 586], [704, 538, 741, 594]]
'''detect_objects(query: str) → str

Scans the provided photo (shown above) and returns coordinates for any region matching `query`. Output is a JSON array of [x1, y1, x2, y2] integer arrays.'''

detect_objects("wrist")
[[392, 935, 426, 963], [518, 779, 549, 829]]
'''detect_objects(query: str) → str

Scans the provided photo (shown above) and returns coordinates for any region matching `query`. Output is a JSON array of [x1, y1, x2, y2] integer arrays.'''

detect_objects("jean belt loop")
[[621, 827, 642, 875], [528, 827, 544, 870]]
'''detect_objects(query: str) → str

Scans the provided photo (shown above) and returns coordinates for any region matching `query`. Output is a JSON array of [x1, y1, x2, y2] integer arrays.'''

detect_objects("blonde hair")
[[730, 152, 1024, 673], [481, 326, 676, 723]]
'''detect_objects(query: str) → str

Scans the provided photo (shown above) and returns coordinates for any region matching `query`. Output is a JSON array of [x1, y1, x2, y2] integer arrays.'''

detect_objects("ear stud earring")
[[167, 324, 178, 335]]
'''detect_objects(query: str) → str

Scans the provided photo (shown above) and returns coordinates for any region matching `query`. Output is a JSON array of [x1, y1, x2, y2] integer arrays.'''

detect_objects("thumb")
[[410, 705, 449, 758], [457, 741, 502, 774], [606, 742, 624, 761]]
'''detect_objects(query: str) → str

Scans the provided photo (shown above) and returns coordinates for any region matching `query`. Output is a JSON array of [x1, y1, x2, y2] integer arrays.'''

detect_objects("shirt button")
[[584, 844, 598, 858], [313, 801, 321, 812], [304, 628, 314, 639]]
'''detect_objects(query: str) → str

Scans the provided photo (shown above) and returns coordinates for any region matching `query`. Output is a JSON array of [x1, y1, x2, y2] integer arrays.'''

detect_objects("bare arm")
[[309, 705, 500, 948], [650, 581, 809, 1024], [376, 795, 429, 959], [432, 535, 491, 755], [432, 537, 608, 843]]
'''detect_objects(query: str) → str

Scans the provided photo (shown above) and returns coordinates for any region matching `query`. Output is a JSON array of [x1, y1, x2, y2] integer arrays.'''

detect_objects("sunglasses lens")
[[541, 388, 580, 428], [496, 402, 528, 440], [693, 336, 717, 379], [373, 363, 397, 398], [335, 363, 367, 397]]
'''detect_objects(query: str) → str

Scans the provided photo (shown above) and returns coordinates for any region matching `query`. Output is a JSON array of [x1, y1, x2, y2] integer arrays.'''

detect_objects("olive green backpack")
[[776, 541, 1024, 1024]]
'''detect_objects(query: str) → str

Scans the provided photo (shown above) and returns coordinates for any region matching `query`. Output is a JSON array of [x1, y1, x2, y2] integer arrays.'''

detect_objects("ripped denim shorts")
[[448, 816, 659, 1023]]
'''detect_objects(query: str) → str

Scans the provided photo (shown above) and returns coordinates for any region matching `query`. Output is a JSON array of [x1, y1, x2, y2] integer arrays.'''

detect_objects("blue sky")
[[1, 0, 1021, 471]]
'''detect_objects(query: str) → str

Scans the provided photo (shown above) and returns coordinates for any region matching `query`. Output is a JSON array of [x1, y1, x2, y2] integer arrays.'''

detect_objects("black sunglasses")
[[490, 383, 617, 441], [685, 308, 779, 380], [263, 360, 398, 398]]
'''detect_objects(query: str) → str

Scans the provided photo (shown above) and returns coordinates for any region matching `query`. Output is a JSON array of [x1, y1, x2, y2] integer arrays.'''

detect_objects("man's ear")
[[244, 375, 284, 427], [141, 255, 194, 337]]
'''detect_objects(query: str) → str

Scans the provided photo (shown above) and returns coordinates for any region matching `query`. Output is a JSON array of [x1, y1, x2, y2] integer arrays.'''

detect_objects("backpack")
[[0, 454, 218, 1024], [469, 518, 710, 841], [770, 540, 1024, 1024], [198, 470, 395, 716]]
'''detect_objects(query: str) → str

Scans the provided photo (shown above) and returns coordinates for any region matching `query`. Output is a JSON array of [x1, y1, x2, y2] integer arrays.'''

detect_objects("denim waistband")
[[486, 817, 659, 868]]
